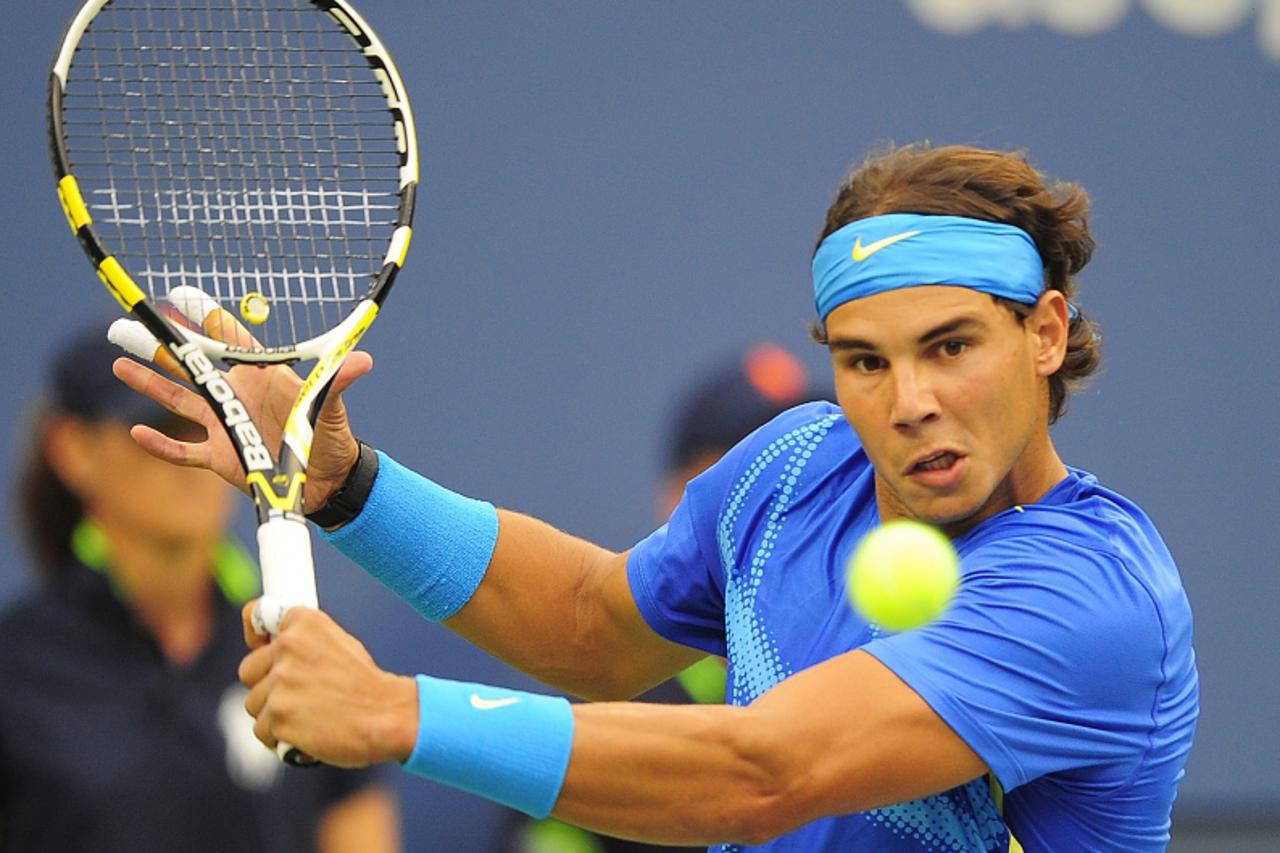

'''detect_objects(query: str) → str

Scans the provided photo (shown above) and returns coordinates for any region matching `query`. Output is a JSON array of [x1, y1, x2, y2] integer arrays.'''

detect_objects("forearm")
[[244, 620, 986, 845], [400, 653, 986, 844], [323, 453, 695, 698], [551, 661, 985, 845], [397, 673, 799, 846], [555, 701, 806, 846], [446, 510, 694, 699], [444, 509, 622, 688]]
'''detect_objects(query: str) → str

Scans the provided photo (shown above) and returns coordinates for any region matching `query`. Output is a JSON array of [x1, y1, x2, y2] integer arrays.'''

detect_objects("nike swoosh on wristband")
[[851, 229, 920, 261], [469, 693, 521, 710]]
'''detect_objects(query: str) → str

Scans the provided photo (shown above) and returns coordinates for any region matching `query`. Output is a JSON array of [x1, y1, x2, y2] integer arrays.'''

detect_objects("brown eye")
[[941, 341, 967, 358], [852, 356, 885, 373]]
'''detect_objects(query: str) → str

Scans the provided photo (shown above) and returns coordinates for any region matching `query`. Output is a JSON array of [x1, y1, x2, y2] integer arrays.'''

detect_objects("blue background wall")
[[2, 1, 1276, 848]]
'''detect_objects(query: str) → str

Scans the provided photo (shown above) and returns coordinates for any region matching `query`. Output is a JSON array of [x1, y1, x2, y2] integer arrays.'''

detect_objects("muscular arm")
[[443, 509, 704, 700], [241, 612, 987, 847], [556, 649, 987, 845], [244, 612, 983, 845]]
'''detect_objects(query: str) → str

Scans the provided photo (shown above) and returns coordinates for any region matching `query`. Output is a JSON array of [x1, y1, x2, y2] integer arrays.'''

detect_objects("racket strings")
[[60, 0, 403, 351]]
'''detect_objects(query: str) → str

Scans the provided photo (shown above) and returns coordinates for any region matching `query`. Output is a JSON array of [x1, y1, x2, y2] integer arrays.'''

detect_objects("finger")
[[253, 707, 279, 750], [330, 351, 374, 397], [277, 604, 315, 634], [167, 285, 263, 350], [238, 643, 275, 689], [107, 318, 185, 379], [243, 675, 270, 719], [243, 601, 272, 649], [112, 356, 212, 426], [208, 304, 265, 350], [128, 424, 215, 470]]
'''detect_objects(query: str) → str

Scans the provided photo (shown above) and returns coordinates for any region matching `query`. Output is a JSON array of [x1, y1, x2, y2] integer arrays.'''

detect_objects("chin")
[[904, 495, 986, 529]]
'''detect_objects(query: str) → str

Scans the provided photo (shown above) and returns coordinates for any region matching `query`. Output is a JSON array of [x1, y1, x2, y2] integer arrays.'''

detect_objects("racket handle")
[[254, 517, 322, 766], [250, 596, 320, 767], [257, 518, 320, 611], [278, 742, 316, 766]]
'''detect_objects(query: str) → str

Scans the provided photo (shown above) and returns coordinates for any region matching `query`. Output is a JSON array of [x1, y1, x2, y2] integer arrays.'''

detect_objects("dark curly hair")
[[812, 142, 1102, 423]]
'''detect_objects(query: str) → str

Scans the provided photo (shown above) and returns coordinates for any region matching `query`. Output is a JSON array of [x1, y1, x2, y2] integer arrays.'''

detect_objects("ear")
[[43, 418, 100, 498], [1030, 290, 1069, 378]]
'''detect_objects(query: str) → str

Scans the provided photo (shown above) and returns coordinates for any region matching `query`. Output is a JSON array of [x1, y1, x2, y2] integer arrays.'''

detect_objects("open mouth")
[[911, 451, 960, 473]]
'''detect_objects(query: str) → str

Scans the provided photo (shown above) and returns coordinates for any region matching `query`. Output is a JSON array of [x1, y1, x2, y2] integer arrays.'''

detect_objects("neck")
[[127, 584, 215, 666]]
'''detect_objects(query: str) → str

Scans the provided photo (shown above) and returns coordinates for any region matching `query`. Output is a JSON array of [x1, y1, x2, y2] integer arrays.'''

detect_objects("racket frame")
[[47, 0, 419, 764], [49, 0, 417, 520]]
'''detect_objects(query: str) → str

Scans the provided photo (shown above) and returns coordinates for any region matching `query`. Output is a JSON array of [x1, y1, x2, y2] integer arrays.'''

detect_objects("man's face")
[[825, 285, 1067, 533]]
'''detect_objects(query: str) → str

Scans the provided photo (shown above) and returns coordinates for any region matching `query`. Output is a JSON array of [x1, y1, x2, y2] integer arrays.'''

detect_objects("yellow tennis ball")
[[240, 291, 270, 325], [847, 520, 959, 631]]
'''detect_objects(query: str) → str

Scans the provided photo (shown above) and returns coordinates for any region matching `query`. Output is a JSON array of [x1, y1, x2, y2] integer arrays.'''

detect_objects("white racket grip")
[[252, 516, 320, 766], [167, 284, 220, 327], [255, 516, 320, 633], [107, 318, 162, 362]]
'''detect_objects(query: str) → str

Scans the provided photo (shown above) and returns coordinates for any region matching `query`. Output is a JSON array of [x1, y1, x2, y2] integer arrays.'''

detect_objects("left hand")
[[239, 603, 419, 767], [114, 349, 372, 512]]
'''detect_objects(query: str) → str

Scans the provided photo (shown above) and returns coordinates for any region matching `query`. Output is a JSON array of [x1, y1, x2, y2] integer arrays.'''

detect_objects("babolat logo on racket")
[[174, 342, 272, 472]]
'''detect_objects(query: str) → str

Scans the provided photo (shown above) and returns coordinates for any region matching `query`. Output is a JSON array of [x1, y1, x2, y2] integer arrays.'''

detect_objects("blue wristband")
[[402, 675, 574, 818], [321, 452, 499, 622]]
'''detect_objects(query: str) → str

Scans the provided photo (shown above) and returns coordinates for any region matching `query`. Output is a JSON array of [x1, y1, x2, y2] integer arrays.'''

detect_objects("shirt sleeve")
[[862, 528, 1166, 792], [626, 462, 731, 656], [626, 401, 844, 656]]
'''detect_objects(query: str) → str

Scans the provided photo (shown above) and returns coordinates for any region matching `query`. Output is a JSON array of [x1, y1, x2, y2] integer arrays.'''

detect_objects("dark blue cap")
[[47, 325, 184, 429], [666, 343, 821, 471]]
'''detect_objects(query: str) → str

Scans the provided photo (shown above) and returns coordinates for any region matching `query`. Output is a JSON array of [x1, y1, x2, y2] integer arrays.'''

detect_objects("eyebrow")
[[826, 315, 985, 352]]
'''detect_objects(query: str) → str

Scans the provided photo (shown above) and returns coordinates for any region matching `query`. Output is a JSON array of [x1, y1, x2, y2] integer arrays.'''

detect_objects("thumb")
[[330, 351, 374, 397]]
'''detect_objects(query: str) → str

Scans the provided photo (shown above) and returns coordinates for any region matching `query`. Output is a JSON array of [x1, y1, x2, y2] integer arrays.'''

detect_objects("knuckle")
[[274, 632, 300, 655]]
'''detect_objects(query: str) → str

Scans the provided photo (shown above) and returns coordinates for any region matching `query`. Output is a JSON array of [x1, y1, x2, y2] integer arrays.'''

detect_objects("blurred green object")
[[519, 819, 605, 853], [675, 656, 727, 704], [72, 519, 259, 605]]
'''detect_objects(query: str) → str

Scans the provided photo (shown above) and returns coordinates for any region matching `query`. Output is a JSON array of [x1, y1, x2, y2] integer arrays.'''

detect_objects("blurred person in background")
[[0, 327, 400, 853], [509, 343, 821, 853]]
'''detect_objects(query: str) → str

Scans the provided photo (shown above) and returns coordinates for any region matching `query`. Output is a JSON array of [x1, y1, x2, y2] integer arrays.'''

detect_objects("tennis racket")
[[48, 0, 418, 764]]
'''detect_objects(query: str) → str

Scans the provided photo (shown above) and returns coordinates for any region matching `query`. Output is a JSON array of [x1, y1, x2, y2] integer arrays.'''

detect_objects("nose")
[[889, 365, 941, 429]]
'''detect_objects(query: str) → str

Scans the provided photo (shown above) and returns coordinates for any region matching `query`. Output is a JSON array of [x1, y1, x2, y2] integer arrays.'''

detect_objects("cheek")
[[836, 384, 898, 473], [833, 379, 857, 421], [957, 354, 1041, 448], [147, 468, 232, 512], [834, 377, 872, 432]]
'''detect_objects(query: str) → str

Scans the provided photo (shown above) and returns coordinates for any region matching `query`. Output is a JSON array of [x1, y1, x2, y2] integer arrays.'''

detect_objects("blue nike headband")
[[812, 213, 1056, 322]]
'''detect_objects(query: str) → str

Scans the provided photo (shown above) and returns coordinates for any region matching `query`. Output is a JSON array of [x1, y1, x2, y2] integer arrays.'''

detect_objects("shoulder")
[[0, 585, 68, 646], [956, 470, 1192, 685], [746, 400, 848, 447], [706, 401, 859, 490], [1, 565, 120, 640], [684, 400, 863, 521], [961, 468, 1182, 598]]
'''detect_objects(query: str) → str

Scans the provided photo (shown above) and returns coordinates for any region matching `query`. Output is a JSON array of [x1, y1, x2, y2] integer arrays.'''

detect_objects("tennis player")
[[116, 143, 1198, 851]]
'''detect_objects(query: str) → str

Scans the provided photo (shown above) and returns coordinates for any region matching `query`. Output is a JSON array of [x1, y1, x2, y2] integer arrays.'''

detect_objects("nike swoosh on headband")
[[851, 230, 920, 261]]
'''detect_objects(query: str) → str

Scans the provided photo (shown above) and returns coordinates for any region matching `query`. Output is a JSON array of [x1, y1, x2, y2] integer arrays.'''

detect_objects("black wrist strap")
[[305, 441, 380, 530]]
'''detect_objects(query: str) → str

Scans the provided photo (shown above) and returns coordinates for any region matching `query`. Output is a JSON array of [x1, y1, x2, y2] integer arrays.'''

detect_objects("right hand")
[[111, 328, 374, 514], [238, 602, 419, 767]]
